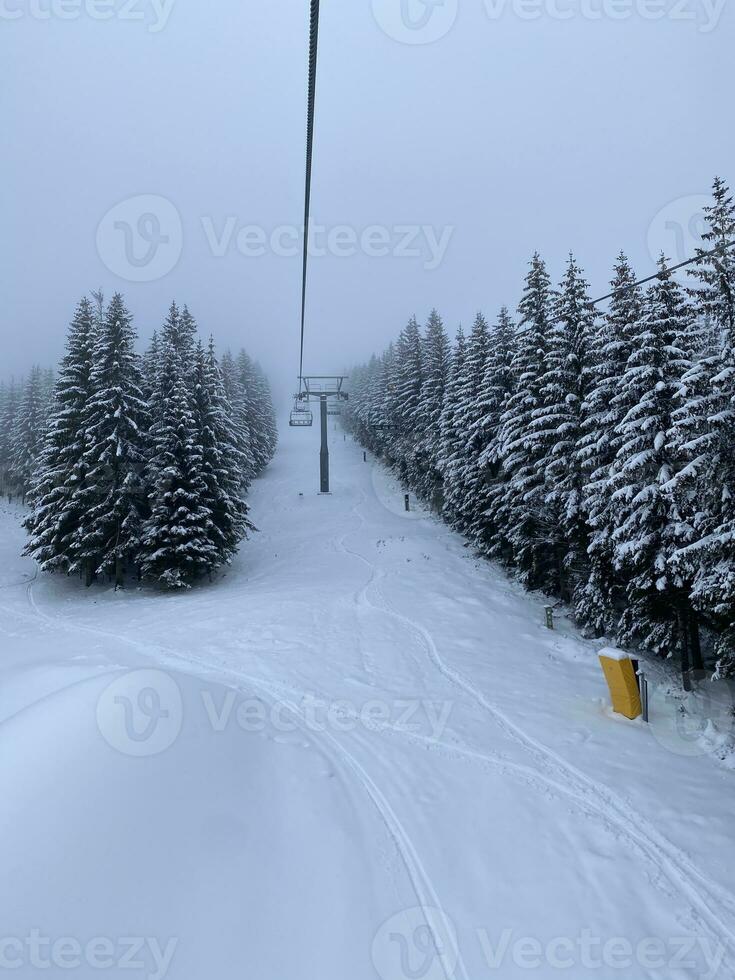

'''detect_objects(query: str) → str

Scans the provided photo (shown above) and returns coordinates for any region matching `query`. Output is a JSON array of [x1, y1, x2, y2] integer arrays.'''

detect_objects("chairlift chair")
[[289, 397, 313, 427]]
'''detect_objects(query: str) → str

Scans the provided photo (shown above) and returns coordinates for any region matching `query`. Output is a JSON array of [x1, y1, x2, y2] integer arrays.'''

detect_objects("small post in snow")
[[363, 451, 367, 462], [639, 672, 649, 723], [404, 494, 410, 513], [545, 606, 554, 630]]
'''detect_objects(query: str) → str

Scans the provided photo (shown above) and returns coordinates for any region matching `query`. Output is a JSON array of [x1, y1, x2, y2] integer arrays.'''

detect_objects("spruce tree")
[[220, 350, 254, 488], [193, 340, 254, 562], [9, 367, 47, 501], [536, 255, 596, 599], [254, 363, 278, 469], [141, 362, 217, 589], [689, 176, 735, 347], [236, 349, 276, 480], [24, 298, 98, 571], [472, 307, 517, 556], [670, 179, 735, 675], [141, 330, 160, 403], [71, 294, 147, 587], [438, 326, 467, 527], [391, 316, 424, 486], [609, 258, 695, 664], [375, 343, 399, 463], [0, 379, 20, 497], [450, 313, 491, 533], [416, 309, 450, 505], [576, 254, 643, 634], [496, 253, 554, 586]]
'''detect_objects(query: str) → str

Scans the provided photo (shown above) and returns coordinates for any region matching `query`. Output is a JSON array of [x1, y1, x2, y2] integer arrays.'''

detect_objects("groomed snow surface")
[[1, 423, 734, 980]]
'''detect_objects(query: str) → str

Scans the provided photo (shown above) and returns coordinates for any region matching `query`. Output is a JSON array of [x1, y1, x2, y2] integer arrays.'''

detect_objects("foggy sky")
[[2, 0, 732, 402]]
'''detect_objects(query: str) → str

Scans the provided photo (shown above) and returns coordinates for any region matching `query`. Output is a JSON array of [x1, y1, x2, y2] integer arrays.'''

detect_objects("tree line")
[[344, 177, 735, 683], [0, 293, 277, 589]]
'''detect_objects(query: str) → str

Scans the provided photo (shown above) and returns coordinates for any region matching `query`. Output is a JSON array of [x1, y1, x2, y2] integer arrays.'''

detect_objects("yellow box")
[[599, 649, 642, 720]]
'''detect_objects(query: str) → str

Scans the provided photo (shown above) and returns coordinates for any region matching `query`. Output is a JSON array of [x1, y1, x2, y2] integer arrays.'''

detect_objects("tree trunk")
[[689, 608, 704, 672], [115, 556, 124, 591], [556, 547, 566, 602], [679, 603, 692, 692], [84, 560, 94, 588]]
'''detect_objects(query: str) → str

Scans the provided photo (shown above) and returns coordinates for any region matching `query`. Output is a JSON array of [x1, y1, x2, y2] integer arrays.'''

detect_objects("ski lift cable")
[[555, 239, 735, 325], [294, 0, 730, 351], [298, 0, 321, 393]]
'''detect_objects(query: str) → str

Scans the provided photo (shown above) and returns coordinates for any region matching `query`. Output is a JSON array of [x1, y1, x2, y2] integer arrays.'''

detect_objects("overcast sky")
[[2, 0, 732, 401]]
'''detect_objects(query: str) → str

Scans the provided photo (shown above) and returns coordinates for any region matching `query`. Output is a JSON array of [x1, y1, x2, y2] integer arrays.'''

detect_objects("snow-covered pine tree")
[[364, 354, 388, 451], [575, 253, 643, 635], [41, 369, 55, 411], [71, 294, 148, 587], [192, 339, 254, 561], [609, 257, 696, 667], [220, 350, 255, 488], [9, 366, 47, 502], [391, 316, 424, 487], [689, 176, 735, 348], [472, 307, 517, 556], [496, 253, 555, 587], [415, 309, 450, 506], [375, 343, 399, 465], [438, 326, 467, 527], [253, 362, 278, 469], [236, 350, 277, 479], [140, 340, 218, 589], [449, 313, 491, 534], [669, 178, 735, 675], [141, 331, 160, 403], [179, 305, 199, 355], [351, 344, 398, 464], [344, 360, 370, 444], [0, 379, 20, 497], [535, 255, 596, 600], [24, 298, 98, 571], [150, 303, 189, 411]]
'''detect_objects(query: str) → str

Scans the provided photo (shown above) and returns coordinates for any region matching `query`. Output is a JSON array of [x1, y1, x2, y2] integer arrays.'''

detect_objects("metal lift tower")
[[297, 376, 349, 493]]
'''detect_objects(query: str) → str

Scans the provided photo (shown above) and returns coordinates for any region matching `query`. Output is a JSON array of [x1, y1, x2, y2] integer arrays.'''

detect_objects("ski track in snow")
[[4, 434, 735, 977], [335, 489, 735, 963], [16, 535, 469, 980], [11, 491, 735, 971]]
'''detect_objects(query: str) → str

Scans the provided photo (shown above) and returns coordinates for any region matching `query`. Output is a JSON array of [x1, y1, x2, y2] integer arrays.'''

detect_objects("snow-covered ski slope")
[[1, 423, 734, 980]]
